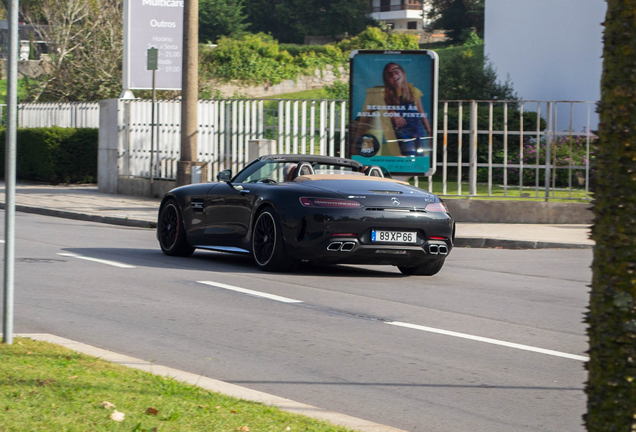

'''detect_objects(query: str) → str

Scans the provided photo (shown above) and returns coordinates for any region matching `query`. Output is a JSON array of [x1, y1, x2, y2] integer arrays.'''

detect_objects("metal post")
[[519, 103, 524, 196], [468, 100, 478, 196], [544, 102, 553, 201], [503, 102, 508, 196], [443, 102, 448, 196], [457, 102, 463, 196], [3, 0, 18, 345], [488, 102, 493, 196], [149, 70, 156, 196]]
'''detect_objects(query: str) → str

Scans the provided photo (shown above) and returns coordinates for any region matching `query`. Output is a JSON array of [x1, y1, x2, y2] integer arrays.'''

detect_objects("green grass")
[[413, 178, 593, 202], [0, 78, 28, 104], [0, 337, 354, 432], [265, 88, 330, 100]]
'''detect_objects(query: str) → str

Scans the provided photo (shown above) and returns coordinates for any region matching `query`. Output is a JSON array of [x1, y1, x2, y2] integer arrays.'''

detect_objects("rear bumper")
[[282, 209, 454, 266]]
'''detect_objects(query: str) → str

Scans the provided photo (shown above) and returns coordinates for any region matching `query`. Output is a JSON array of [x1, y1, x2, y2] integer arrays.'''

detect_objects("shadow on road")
[[58, 247, 405, 278]]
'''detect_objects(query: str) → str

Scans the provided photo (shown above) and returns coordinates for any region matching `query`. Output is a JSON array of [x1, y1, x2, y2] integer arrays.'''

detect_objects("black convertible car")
[[157, 154, 455, 275]]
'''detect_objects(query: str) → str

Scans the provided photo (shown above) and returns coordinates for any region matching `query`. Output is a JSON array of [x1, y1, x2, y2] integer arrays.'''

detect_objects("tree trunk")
[[585, 1, 636, 430]]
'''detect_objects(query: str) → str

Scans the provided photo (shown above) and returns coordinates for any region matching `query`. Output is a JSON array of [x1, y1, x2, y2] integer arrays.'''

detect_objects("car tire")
[[252, 206, 298, 272], [158, 199, 195, 257], [398, 259, 445, 276]]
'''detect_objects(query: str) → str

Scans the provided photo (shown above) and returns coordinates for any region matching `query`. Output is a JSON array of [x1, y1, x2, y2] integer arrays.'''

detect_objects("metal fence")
[[119, 99, 347, 182], [434, 100, 596, 201], [18, 102, 100, 128], [17, 98, 596, 201]]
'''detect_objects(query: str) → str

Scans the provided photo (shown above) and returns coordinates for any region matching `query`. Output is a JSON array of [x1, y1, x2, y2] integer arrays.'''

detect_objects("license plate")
[[371, 230, 417, 243]]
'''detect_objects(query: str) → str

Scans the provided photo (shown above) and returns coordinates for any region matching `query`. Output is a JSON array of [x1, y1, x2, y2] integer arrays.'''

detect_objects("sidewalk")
[[0, 183, 594, 249]]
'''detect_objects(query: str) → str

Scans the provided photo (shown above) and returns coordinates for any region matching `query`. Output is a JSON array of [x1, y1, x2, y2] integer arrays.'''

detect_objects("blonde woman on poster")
[[382, 62, 432, 156]]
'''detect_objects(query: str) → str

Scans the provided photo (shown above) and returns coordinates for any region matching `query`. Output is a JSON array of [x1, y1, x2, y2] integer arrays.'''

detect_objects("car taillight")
[[426, 202, 448, 212], [300, 197, 363, 208]]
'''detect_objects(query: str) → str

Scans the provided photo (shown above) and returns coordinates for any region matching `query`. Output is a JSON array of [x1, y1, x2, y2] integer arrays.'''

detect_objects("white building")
[[485, 0, 606, 130], [368, 0, 431, 32]]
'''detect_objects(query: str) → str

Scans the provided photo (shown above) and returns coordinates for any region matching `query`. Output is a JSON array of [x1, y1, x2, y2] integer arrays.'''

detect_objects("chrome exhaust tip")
[[327, 242, 343, 251], [439, 245, 448, 255], [341, 242, 356, 252], [429, 244, 439, 255]]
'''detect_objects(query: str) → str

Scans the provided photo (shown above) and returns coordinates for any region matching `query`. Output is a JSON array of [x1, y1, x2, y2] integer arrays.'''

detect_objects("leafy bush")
[[484, 135, 598, 188], [0, 127, 98, 184], [335, 27, 420, 52], [199, 28, 420, 87], [324, 81, 349, 99]]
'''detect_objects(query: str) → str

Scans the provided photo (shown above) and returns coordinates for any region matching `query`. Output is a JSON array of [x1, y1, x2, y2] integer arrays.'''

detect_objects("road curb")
[[16, 333, 409, 432], [455, 237, 593, 249], [0, 202, 157, 229]]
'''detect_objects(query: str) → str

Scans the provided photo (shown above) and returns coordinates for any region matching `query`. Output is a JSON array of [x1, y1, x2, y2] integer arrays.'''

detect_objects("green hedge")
[[0, 127, 98, 184]]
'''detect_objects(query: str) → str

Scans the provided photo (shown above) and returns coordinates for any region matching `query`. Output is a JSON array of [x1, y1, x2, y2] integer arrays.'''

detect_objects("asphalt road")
[[3, 212, 591, 432]]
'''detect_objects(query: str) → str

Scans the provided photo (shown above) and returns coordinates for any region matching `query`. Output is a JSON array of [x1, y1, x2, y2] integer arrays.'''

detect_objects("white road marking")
[[197, 281, 303, 304], [57, 253, 135, 269], [0, 240, 4, 243], [387, 321, 589, 362]]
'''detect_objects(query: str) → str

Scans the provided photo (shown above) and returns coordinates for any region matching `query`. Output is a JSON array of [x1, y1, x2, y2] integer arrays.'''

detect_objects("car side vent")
[[191, 198, 204, 213], [369, 190, 403, 194]]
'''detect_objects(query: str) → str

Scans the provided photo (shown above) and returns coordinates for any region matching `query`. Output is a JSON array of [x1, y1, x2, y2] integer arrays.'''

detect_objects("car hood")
[[297, 178, 439, 208]]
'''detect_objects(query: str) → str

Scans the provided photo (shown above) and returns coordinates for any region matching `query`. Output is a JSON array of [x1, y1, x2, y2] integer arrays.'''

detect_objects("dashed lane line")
[[197, 281, 303, 304], [57, 252, 136, 269], [197, 279, 586, 362], [387, 321, 589, 362]]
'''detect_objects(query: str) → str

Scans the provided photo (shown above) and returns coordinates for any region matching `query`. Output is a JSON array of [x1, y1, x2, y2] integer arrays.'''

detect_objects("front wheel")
[[158, 199, 195, 257], [252, 207, 298, 272], [398, 259, 445, 276]]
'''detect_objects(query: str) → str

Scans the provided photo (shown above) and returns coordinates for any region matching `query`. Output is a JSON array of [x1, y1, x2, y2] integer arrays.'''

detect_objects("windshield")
[[233, 160, 288, 183], [233, 160, 360, 183]]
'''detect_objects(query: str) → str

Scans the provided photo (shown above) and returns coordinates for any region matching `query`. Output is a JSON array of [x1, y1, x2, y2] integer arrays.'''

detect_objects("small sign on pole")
[[147, 47, 158, 71]]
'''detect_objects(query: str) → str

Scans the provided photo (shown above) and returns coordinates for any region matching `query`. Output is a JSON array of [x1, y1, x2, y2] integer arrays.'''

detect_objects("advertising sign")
[[123, 0, 184, 90], [348, 50, 438, 176]]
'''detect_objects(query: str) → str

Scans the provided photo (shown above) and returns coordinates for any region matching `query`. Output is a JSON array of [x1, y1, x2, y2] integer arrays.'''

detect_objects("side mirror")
[[216, 170, 232, 183]]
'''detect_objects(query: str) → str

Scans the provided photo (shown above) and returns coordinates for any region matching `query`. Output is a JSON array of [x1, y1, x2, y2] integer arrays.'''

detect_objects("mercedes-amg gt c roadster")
[[158, 154, 455, 275]]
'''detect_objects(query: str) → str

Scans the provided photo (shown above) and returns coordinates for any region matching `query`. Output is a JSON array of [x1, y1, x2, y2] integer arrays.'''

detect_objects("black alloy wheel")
[[158, 200, 195, 257], [252, 207, 297, 272]]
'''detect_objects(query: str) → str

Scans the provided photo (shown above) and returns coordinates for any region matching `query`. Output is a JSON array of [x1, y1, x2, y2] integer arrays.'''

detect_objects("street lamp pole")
[[3, 0, 19, 345]]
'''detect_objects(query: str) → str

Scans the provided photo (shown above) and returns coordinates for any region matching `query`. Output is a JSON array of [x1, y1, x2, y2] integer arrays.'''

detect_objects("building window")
[[407, 21, 418, 30], [385, 22, 394, 30], [380, 0, 391, 12]]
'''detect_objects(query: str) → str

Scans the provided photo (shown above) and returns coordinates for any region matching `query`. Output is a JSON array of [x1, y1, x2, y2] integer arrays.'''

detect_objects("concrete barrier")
[[445, 199, 594, 224]]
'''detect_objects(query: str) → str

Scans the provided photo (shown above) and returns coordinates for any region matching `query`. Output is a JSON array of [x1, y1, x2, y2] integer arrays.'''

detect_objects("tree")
[[244, 0, 373, 44], [438, 46, 516, 100], [427, 0, 484, 43], [21, 0, 123, 102], [585, 1, 636, 430], [199, 0, 250, 43]]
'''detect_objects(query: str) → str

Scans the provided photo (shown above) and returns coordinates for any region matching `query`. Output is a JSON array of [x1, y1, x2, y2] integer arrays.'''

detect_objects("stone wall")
[[210, 66, 349, 98]]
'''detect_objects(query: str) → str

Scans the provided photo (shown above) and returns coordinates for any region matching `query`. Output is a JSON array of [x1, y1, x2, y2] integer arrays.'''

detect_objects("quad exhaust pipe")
[[428, 244, 448, 255], [329, 241, 446, 255], [327, 241, 356, 252]]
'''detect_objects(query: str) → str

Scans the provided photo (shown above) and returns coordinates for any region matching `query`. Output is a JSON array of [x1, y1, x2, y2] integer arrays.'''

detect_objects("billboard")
[[123, 0, 184, 90], [348, 50, 438, 176]]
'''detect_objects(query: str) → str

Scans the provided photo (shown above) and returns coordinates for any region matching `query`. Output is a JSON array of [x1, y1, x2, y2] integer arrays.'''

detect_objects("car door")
[[205, 181, 257, 243]]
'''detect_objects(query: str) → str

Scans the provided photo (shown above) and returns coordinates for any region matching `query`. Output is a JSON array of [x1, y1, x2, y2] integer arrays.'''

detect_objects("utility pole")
[[177, 0, 199, 186]]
